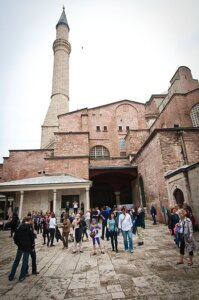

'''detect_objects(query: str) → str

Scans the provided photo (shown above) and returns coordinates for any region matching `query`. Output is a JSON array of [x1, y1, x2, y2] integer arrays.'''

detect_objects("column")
[[115, 192, 120, 205], [53, 189, 57, 214], [19, 191, 24, 220], [85, 187, 90, 211]]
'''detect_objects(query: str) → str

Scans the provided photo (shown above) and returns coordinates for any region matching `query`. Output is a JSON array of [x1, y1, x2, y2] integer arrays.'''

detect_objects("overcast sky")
[[0, 0, 199, 163]]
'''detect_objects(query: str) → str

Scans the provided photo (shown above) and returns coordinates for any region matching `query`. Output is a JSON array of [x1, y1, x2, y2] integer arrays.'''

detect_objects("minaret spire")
[[41, 8, 71, 149], [56, 5, 70, 30]]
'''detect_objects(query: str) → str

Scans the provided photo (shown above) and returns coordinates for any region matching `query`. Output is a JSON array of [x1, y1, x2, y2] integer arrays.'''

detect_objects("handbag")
[[90, 231, 96, 238]]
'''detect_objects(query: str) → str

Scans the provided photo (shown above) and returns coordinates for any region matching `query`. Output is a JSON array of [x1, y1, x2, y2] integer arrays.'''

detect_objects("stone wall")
[[45, 157, 89, 179], [133, 129, 199, 222], [150, 89, 199, 130], [0, 164, 3, 182], [134, 133, 168, 221], [58, 100, 147, 158], [126, 130, 149, 155], [54, 132, 89, 156], [188, 166, 199, 226], [2, 150, 53, 181]]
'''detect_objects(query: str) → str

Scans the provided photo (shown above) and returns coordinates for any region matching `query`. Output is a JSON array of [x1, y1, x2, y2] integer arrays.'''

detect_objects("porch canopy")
[[0, 174, 92, 219]]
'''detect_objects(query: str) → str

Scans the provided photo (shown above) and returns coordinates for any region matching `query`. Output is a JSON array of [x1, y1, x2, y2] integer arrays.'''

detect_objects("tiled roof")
[[0, 175, 90, 187]]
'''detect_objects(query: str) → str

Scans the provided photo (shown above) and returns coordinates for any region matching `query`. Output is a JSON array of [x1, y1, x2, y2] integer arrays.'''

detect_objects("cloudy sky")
[[0, 0, 199, 162]]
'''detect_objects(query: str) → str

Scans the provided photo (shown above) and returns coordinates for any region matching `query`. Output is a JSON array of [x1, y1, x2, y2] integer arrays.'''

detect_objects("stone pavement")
[[0, 221, 199, 300]]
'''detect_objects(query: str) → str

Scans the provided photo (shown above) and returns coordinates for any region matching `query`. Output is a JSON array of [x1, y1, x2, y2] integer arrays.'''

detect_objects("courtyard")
[[0, 220, 199, 300]]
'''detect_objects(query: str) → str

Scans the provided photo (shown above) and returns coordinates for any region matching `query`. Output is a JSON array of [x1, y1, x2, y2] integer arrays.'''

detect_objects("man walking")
[[150, 204, 157, 225], [100, 206, 109, 240], [8, 216, 35, 282], [118, 207, 133, 253]]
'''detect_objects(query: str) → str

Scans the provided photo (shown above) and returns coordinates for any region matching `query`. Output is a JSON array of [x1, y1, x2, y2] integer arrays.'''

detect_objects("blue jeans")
[[152, 214, 157, 224], [9, 249, 29, 281], [26, 249, 37, 274], [122, 230, 133, 252]]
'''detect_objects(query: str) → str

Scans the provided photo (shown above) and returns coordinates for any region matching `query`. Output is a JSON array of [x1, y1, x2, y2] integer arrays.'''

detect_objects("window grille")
[[90, 146, 110, 158], [190, 103, 199, 127]]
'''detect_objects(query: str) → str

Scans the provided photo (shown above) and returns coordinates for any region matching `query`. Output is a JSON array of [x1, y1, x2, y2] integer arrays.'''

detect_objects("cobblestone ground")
[[0, 220, 199, 300]]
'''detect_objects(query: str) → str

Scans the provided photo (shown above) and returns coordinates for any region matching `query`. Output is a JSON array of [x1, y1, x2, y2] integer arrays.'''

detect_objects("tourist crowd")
[[6, 201, 196, 282]]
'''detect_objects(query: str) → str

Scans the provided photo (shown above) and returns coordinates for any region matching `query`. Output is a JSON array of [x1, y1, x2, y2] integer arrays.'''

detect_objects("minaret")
[[41, 7, 71, 149]]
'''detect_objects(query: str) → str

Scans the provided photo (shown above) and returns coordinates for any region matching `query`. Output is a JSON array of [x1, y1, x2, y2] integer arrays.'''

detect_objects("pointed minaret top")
[[56, 6, 70, 30]]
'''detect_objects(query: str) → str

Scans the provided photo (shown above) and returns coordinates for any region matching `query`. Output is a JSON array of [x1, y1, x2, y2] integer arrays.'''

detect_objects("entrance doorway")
[[174, 188, 184, 208], [61, 195, 79, 211], [90, 184, 114, 209]]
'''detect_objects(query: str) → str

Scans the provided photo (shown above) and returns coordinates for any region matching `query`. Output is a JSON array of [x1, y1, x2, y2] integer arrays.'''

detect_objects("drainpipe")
[[178, 131, 188, 165], [178, 131, 192, 204]]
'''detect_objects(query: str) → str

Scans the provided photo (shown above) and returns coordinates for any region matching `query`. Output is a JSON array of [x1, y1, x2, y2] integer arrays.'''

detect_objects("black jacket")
[[14, 223, 35, 252]]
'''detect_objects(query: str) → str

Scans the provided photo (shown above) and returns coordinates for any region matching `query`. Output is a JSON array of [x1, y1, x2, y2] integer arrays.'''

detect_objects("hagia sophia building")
[[0, 8, 199, 225]]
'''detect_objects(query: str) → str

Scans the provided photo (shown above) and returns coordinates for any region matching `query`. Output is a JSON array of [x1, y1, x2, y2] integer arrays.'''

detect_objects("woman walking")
[[61, 214, 71, 249], [176, 209, 196, 266], [42, 214, 50, 246], [49, 213, 57, 247], [107, 212, 118, 252], [72, 214, 84, 253]]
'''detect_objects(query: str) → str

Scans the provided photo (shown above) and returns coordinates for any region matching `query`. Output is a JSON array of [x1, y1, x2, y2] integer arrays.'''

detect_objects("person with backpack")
[[150, 204, 157, 225], [8, 216, 35, 282]]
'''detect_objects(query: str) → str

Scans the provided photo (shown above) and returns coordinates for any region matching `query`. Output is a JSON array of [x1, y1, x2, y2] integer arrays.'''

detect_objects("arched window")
[[190, 103, 199, 127], [90, 145, 110, 158]]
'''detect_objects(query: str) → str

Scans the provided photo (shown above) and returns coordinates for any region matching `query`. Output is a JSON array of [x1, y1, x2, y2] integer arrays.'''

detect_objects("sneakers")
[[93, 252, 96, 255], [8, 275, 14, 281], [138, 241, 144, 246], [32, 271, 39, 275], [101, 251, 105, 254], [19, 277, 26, 282], [80, 250, 83, 253]]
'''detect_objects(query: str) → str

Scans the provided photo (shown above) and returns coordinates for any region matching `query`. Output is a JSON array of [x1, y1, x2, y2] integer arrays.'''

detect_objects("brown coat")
[[62, 219, 71, 234]]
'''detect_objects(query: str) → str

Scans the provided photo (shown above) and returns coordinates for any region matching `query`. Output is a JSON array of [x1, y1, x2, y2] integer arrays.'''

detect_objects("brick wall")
[[2, 150, 53, 181], [0, 164, 3, 182], [183, 131, 199, 163], [150, 89, 199, 130], [134, 133, 168, 221], [54, 132, 89, 156], [188, 166, 199, 226], [58, 100, 147, 158], [45, 157, 89, 179], [126, 130, 149, 155]]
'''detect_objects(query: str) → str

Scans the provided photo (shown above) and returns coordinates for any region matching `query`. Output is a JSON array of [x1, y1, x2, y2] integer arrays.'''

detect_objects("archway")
[[174, 188, 184, 208]]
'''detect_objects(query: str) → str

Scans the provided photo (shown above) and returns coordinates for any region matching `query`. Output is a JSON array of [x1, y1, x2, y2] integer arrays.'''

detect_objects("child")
[[90, 219, 104, 255]]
